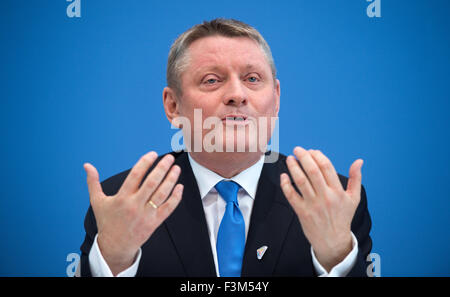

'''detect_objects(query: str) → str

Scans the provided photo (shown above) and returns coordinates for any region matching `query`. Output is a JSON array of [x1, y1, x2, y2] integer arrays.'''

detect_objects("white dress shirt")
[[89, 153, 359, 277]]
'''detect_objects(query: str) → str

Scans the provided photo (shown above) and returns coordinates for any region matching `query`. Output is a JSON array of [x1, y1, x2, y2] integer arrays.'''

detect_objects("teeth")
[[226, 116, 245, 121]]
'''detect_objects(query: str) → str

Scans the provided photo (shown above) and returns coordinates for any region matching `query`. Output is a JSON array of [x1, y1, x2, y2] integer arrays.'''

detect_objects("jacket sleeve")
[[346, 184, 373, 277], [79, 205, 97, 277]]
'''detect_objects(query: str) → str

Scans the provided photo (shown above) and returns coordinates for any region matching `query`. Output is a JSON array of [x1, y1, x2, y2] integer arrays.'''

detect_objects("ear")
[[274, 79, 280, 117], [163, 87, 181, 127]]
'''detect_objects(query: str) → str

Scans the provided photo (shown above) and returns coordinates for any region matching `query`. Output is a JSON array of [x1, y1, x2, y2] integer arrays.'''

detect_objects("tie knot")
[[215, 180, 240, 204]]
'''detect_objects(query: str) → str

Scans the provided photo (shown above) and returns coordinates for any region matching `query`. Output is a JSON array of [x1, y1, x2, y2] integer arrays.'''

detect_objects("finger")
[[310, 150, 342, 190], [293, 146, 328, 197], [83, 163, 104, 203], [286, 155, 315, 198], [137, 154, 175, 203], [346, 159, 363, 201], [146, 165, 181, 207], [280, 173, 305, 212], [150, 184, 184, 219], [119, 151, 158, 195]]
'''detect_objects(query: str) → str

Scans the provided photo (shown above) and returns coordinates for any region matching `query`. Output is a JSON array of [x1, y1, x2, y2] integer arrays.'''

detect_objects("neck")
[[189, 151, 263, 178]]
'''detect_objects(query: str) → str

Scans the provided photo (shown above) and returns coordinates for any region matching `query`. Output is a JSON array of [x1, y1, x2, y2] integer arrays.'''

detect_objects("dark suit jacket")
[[80, 151, 372, 277]]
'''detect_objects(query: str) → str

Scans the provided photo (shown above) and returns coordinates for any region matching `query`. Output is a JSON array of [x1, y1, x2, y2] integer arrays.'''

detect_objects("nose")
[[222, 75, 247, 106]]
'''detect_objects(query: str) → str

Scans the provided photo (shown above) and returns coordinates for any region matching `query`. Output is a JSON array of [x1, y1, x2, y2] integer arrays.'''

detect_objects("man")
[[80, 18, 372, 277]]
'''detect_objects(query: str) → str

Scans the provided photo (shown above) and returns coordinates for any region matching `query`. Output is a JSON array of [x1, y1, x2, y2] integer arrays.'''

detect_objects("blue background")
[[1, 0, 449, 276]]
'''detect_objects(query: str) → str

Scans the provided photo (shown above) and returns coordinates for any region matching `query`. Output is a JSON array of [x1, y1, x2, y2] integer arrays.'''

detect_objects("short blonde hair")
[[167, 18, 277, 96]]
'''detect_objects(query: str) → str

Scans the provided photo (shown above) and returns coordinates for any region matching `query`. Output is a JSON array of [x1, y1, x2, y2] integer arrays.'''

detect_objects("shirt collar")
[[187, 153, 265, 200]]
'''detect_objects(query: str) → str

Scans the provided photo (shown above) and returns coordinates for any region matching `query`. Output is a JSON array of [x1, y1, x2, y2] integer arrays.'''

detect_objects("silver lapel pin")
[[257, 245, 268, 260]]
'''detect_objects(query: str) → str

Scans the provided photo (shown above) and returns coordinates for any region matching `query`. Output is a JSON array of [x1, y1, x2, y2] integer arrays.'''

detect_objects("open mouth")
[[222, 114, 248, 120], [222, 114, 249, 125], [225, 116, 246, 121]]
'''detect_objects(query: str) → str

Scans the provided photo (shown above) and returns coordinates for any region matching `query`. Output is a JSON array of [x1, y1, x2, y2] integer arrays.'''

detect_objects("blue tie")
[[215, 180, 245, 277]]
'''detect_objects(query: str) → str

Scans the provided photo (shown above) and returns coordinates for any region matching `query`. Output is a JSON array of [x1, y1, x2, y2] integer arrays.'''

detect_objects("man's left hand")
[[280, 146, 363, 272]]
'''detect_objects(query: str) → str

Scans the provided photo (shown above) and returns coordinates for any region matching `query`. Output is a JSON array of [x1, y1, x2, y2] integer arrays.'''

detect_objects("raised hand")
[[83, 152, 183, 275], [280, 147, 363, 272]]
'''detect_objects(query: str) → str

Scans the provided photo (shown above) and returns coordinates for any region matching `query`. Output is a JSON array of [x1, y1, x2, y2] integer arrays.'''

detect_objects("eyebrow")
[[194, 63, 263, 75], [195, 66, 223, 74], [244, 63, 261, 71]]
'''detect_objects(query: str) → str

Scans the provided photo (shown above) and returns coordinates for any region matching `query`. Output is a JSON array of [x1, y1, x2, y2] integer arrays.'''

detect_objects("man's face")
[[176, 35, 280, 153]]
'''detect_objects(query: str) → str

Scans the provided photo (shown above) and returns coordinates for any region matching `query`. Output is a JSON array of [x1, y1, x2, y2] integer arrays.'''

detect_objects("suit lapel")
[[164, 151, 303, 277], [164, 152, 216, 277], [241, 154, 296, 276]]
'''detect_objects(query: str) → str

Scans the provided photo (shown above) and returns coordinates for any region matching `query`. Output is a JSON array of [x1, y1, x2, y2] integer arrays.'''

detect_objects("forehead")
[[185, 35, 269, 72]]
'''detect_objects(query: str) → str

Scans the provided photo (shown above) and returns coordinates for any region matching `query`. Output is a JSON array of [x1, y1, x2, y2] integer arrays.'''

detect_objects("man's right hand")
[[83, 152, 183, 276]]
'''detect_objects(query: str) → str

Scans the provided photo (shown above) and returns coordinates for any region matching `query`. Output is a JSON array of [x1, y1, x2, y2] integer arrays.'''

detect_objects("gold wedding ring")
[[148, 200, 158, 209]]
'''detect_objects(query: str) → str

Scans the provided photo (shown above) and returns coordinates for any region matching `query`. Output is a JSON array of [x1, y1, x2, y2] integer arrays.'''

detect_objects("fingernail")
[[172, 165, 180, 173], [294, 146, 304, 154]]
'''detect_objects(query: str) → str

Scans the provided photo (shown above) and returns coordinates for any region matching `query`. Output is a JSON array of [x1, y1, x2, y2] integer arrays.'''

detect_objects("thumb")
[[346, 159, 363, 201], [83, 163, 104, 203]]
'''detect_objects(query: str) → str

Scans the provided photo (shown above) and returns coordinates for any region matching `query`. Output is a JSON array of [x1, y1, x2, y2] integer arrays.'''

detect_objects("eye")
[[246, 74, 261, 83], [205, 78, 218, 84], [202, 74, 221, 85]]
